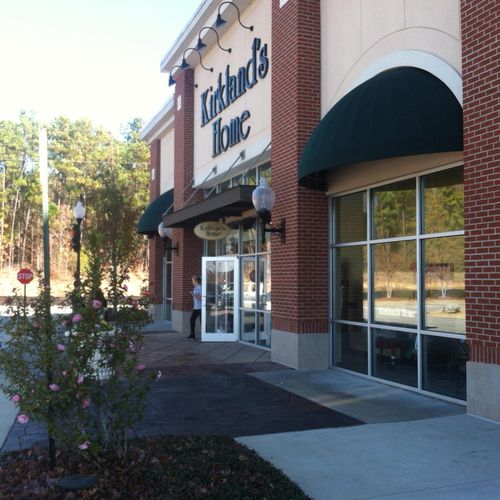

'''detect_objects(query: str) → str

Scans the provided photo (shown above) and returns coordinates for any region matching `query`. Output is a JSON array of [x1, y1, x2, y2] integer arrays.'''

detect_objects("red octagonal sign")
[[17, 268, 34, 285]]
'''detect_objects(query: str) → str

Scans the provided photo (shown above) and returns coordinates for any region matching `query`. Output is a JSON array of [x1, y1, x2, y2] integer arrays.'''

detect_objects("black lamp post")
[[72, 200, 85, 287], [252, 179, 285, 246]]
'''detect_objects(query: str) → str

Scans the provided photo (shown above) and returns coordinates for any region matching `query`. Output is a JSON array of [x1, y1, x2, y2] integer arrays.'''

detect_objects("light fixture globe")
[[73, 201, 85, 221], [252, 178, 275, 215], [158, 222, 172, 239]]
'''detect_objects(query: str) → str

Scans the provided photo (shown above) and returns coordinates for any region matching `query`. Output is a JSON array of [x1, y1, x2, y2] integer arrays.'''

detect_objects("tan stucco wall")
[[193, 0, 271, 185], [160, 127, 174, 193], [321, 0, 461, 114], [327, 152, 463, 196]]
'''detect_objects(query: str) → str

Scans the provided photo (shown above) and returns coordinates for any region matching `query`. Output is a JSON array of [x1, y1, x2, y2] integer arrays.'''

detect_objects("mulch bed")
[[0, 435, 310, 499]]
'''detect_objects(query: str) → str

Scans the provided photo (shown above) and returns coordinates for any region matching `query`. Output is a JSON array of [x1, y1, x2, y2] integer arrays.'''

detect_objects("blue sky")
[[0, 0, 202, 136]]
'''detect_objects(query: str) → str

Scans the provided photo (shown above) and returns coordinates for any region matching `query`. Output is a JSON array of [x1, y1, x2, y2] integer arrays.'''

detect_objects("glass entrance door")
[[202, 256, 239, 342]]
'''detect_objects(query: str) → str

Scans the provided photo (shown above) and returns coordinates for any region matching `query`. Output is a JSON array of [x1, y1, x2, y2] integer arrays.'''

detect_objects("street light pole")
[[72, 201, 86, 288]]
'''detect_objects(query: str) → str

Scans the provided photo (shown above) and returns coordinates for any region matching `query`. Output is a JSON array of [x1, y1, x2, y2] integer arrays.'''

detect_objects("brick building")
[[137, 0, 499, 421]]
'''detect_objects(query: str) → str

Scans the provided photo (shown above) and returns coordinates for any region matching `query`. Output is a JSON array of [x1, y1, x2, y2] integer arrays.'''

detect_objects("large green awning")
[[298, 67, 463, 189], [136, 189, 173, 236]]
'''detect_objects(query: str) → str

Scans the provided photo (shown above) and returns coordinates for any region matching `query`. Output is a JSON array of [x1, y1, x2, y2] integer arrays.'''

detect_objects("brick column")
[[148, 140, 163, 311], [271, 0, 329, 368], [171, 68, 204, 334], [462, 0, 500, 420]]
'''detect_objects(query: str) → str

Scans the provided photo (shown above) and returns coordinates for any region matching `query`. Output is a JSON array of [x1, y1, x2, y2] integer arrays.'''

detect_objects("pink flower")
[[92, 300, 102, 309], [156, 371, 162, 380], [124, 274, 130, 280], [77, 374, 84, 385], [12, 394, 21, 404], [123, 284, 128, 291], [78, 441, 90, 450], [82, 399, 90, 409], [17, 414, 29, 424], [49, 384, 60, 392], [72, 313, 82, 323], [56, 343, 65, 352], [136, 364, 146, 371]]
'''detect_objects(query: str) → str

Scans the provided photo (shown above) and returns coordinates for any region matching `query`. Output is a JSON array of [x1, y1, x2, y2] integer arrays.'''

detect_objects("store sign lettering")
[[200, 37, 269, 158], [194, 222, 230, 240]]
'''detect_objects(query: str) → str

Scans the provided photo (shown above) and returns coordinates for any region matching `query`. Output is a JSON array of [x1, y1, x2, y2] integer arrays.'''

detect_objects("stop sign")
[[17, 268, 34, 285]]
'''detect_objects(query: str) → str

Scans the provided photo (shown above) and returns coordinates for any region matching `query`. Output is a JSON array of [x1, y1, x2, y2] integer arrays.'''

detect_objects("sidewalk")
[[2, 321, 500, 499]]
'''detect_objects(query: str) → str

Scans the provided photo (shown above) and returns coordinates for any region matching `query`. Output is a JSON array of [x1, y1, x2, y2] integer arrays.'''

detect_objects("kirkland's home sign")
[[200, 37, 269, 157], [194, 222, 230, 240]]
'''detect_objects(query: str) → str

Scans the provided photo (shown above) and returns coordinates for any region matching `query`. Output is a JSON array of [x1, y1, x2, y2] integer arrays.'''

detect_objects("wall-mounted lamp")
[[196, 26, 231, 53], [252, 179, 285, 245], [216, 1, 254, 31], [168, 65, 182, 87], [158, 223, 179, 254], [168, 64, 198, 88], [180, 47, 214, 72]]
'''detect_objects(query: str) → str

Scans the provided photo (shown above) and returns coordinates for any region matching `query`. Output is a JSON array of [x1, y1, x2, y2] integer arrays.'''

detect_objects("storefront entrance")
[[201, 256, 239, 342]]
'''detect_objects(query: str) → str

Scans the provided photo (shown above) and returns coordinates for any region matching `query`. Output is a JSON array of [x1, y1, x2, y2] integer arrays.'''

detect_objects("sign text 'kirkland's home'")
[[194, 222, 231, 240], [200, 37, 269, 158]]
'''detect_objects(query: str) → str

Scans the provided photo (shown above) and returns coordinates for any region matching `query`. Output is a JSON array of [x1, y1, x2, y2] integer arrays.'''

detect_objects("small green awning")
[[298, 67, 463, 189], [136, 189, 173, 236]]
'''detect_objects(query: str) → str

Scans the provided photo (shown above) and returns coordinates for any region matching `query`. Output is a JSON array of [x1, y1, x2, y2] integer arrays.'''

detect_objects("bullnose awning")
[[298, 67, 463, 189], [136, 189, 173, 236]]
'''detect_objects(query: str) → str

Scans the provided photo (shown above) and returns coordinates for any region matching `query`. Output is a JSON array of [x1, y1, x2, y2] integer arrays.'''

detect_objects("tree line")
[[0, 112, 150, 285]]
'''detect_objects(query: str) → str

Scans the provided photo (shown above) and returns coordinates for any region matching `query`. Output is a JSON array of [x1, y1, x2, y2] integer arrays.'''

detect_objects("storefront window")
[[334, 192, 366, 243], [372, 328, 418, 387], [333, 324, 368, 374], [242, 219, 257, 254], [423, 236, 464, 333], [332, 165, 465, 400], [422, 167, 464, 234], [372, 179, 416, 239], [334, 246, 367, 322], [372, 241, 417, 327]]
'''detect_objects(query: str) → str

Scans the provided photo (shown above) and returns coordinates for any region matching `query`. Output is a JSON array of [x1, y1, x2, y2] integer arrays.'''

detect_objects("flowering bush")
[[0, 266, 153, 463]]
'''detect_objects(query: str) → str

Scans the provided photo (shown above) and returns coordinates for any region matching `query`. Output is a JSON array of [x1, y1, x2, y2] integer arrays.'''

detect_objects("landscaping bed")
[[0, 435, 309, 499]]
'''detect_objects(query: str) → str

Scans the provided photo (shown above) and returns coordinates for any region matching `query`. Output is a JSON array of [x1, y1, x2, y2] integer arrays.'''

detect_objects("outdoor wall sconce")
[[196, 26, 232, 53], [216, 1, 254, 31], [252, 179, 285, 245], [180, 47, 213, 72], [168, 64, 198, 88], [158, 223, 179, 254]]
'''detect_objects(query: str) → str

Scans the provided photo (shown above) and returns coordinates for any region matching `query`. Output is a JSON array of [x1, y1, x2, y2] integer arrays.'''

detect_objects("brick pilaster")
[[462, 0, 500, 364], [271, 0, 329, 334], [172, 69, 203, 313]]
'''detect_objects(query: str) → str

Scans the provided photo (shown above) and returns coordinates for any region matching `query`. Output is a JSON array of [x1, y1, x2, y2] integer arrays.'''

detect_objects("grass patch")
[[0, 435, 309, 499]]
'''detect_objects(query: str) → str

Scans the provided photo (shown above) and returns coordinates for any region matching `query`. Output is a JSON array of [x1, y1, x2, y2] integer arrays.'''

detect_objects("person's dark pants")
[[190, 309, 201, 338]]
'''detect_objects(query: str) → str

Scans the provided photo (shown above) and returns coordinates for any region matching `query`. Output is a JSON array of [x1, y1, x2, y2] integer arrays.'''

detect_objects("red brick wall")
[[148, 140, 162, 304], [462, 0, 500, 364], [271, 0, 329, 333], [172, 69, 203, 313]]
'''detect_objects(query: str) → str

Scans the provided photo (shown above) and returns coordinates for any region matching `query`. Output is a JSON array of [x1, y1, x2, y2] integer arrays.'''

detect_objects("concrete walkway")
[[2, 321, 500, 499]]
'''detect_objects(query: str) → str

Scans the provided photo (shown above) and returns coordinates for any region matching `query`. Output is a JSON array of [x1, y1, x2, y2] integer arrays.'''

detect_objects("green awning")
[[298, 67, 463, 189], [136, 189, 173, 236]]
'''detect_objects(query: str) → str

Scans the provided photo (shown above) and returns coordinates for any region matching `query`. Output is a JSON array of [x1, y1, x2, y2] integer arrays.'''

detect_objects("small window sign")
[[194, 222, 230, 240]]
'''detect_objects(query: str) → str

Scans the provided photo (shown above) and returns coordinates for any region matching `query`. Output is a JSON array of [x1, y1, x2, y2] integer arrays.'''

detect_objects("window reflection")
[[242, 219, 257, 254], [335, 246, 367, 322], [423, 167, 464, 234], [422, 335, 467, 400], [372, 329, 418, 387], [372, 179, 416, 239], [333, 324, 368, 374], [424, 236, 465, 333], [373, 241, 416, 327], [334, 192, 367, 243]]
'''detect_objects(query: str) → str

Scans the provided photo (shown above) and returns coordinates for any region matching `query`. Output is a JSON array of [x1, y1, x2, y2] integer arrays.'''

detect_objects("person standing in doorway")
[[188, 276, 202, 340]]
